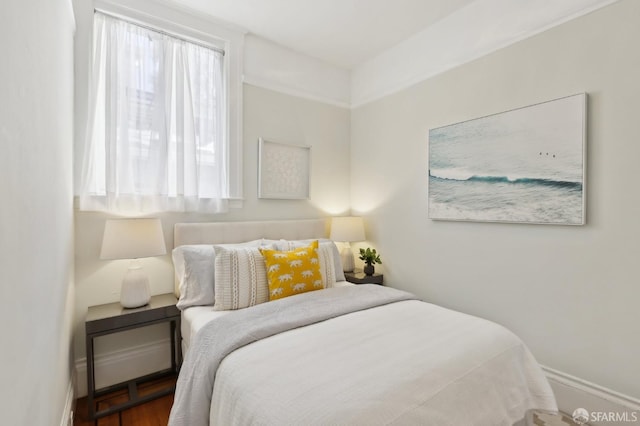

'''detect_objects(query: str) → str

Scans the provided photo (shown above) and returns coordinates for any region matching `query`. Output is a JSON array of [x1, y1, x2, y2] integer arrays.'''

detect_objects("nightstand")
[[345, 270, 383, 285], [85, 293, 182, 421]]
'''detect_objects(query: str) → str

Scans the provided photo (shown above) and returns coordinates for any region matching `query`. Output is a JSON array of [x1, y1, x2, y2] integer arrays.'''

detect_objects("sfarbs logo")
[[572, 408, 589, 425]]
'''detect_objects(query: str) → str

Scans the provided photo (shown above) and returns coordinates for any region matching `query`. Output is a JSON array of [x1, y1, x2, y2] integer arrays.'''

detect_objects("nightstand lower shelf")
[[92, 369, 177, 419]]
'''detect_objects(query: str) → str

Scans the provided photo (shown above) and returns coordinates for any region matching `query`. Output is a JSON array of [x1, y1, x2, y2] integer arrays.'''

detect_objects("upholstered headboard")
[[173, 218, 330, 295]]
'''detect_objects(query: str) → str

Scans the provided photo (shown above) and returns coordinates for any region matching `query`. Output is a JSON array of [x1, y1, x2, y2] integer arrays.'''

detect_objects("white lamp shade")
[[100, 218, 167, 260], [329, 216, 365, 242], [330, 216, 365, 273]]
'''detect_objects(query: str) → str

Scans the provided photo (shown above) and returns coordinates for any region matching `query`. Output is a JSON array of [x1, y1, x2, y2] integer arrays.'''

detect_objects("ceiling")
[[164, 0, 476, 69]]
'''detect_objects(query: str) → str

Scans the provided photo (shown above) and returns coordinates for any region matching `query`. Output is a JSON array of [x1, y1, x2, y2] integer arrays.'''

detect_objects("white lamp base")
[[340, 244, 355, 273], [120, 260, 151, 308]]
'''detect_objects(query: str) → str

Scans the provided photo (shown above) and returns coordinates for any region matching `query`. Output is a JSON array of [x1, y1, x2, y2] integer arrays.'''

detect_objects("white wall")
[[0, 0, 76, 424], [351, 0, 639, 401]]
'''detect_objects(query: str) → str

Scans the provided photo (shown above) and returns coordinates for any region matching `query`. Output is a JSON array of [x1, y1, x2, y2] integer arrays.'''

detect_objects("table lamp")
[[330, 216, 365, 272], [100, 218, 166, 308]]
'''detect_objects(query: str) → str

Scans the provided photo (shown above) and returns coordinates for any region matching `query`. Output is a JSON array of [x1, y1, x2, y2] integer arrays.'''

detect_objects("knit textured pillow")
[[260, 240, 324, 300], [212, 245, 270, 311]]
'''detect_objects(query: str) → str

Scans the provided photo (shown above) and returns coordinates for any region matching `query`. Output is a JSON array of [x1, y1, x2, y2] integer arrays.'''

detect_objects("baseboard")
[[75, 338, 172, 398], [60, 376, 75, 426], [542, 365, 640, 425]]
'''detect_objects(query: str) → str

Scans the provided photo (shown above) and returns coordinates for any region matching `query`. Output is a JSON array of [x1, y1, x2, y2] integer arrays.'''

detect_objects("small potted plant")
[[359, 247, 382, 276]]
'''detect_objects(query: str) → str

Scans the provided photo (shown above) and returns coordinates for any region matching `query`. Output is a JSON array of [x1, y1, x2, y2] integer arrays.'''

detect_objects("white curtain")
[[79, 13, 228, 214]]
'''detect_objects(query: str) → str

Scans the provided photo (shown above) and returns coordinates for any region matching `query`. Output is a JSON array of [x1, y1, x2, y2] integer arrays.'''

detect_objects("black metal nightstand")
[[344, 270, 383, 285], [85, 293, 182, 421]]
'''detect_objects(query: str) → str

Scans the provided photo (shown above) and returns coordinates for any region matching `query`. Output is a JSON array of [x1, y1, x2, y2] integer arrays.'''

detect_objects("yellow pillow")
[[260, 240, 323, 300]]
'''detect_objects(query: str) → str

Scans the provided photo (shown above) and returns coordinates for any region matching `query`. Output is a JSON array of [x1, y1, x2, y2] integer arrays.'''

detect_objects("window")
[[79, 12, 232, 213]]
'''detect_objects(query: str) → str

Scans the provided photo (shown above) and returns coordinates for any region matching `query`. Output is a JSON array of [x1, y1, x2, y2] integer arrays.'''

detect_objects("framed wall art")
[[258, 138, 311, 199], [428, 93, 586, 225]]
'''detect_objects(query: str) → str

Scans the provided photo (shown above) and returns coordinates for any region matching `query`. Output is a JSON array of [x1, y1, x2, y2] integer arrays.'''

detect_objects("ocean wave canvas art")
[[428, 93, 586, 225]]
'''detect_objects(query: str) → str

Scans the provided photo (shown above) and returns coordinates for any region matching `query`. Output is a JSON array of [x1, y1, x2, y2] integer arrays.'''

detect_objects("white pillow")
[[173, 245, 215, 310], [276, 239, 345, 285], [172, 239, 276, 310]]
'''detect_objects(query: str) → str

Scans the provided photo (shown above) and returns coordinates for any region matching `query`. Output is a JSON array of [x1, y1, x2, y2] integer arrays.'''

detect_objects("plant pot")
[[363, 264, 375, 276]]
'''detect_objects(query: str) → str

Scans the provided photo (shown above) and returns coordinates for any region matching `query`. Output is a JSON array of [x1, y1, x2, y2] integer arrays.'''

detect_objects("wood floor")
[[74, 376, 176, 426]]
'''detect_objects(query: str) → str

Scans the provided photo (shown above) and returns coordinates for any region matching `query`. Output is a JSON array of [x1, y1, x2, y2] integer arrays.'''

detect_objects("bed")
[[168, 219, 556, 426]]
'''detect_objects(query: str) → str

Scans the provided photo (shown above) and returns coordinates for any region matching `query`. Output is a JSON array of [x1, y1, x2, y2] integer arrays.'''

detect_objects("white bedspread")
[[171, 286, 556, 425]]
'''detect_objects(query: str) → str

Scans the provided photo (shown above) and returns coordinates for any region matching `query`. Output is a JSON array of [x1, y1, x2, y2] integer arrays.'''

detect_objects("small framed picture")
[[258, 138, 311, 199]]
